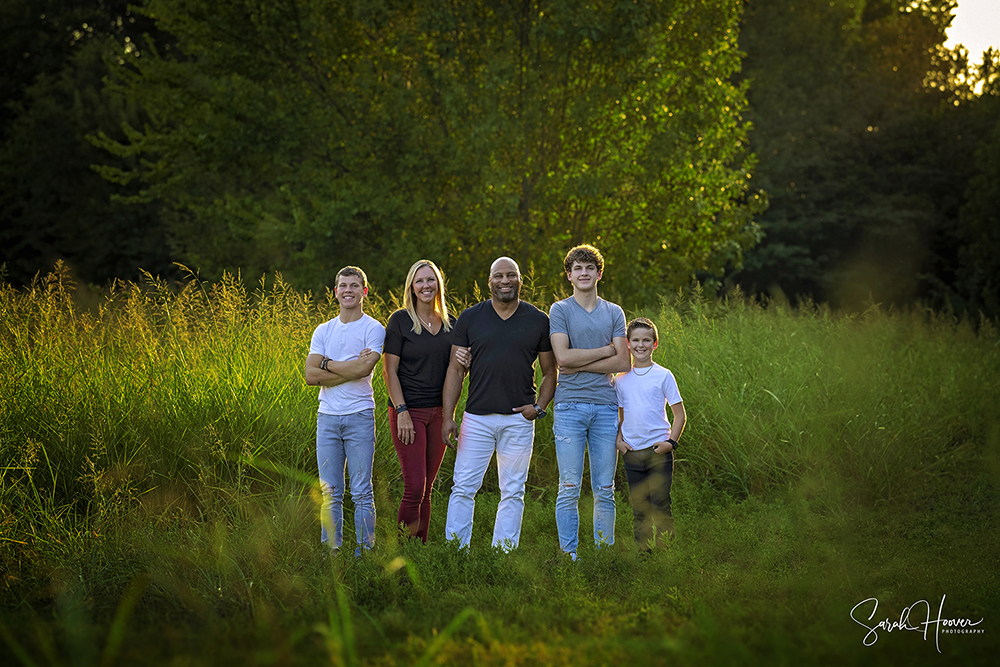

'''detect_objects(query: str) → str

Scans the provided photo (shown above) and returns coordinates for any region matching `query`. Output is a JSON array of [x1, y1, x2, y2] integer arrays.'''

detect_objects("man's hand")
[[512, 404, 539, 421], [442, 417, 459, 448], [616, 436, 634, 455]]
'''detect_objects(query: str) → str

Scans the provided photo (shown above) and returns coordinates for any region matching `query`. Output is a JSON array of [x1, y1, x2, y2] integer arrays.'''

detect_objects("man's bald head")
[[489, 256, 522, 304], [490, 256, 520, 276]]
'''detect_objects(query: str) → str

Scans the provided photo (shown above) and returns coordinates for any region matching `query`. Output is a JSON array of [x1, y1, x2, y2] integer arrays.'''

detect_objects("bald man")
[[441, 257, 557, 550]]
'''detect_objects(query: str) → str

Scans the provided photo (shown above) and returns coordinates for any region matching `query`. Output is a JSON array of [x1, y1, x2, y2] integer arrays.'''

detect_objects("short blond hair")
[[335, 266, 368, 290]]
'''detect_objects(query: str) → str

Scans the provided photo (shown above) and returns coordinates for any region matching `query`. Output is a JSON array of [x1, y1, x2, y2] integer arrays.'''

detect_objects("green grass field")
[[2, 264, 998, 665]]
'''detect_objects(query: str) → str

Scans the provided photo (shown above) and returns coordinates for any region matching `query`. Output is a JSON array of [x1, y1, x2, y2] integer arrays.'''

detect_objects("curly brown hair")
[[562, 244, 605, 275]]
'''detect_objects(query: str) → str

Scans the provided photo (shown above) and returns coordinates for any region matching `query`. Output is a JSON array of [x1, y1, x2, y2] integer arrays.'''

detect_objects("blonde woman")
[[382, 260, 468, 542]]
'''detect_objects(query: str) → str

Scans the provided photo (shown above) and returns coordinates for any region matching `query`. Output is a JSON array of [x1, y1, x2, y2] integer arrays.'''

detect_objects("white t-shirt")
[[309, 313, 385, 416], [614, 363, 683, 450]]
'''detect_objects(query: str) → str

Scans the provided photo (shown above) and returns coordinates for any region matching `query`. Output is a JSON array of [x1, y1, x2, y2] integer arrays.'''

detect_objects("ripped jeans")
[[553, 402, 619, 554]]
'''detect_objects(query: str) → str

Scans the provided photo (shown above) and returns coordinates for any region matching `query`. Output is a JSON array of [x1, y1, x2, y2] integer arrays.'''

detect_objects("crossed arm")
[[304, 349, 381, 387], [550, 333, 631, 375]]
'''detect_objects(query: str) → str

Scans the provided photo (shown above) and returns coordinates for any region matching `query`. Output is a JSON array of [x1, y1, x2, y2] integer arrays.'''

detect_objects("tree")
[[0, 1, 174, 286], [730, 0, 988, 308], [96, 0, 762, 305], [954, 51, 1000, 318]]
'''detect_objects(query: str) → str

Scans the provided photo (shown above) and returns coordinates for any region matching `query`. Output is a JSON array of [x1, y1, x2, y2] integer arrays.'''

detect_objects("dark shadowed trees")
[[732, 0, 999, 316]]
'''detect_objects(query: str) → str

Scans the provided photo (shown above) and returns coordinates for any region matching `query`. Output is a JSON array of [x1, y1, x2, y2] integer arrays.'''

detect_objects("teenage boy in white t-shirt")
[[305, 266, 385, 555], [614, 317, 686, 548]]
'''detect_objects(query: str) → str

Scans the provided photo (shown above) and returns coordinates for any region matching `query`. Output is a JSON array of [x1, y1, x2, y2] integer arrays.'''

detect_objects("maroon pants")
[[389, 405, 447, 542]]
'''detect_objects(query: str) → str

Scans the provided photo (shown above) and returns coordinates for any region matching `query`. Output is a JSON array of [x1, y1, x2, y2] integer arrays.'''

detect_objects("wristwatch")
[[395, 404, 408, 414], [532, 403, 547, 420], [320, 358, 330, 371], [667, 438, 678, 450]]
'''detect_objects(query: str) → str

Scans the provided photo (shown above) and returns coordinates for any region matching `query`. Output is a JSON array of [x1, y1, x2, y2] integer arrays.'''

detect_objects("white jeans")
[[445, 412, 535, 550]]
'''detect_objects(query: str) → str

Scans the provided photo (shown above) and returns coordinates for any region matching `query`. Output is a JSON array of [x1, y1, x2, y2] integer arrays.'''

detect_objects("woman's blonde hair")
[[403, 260, 453, 334]]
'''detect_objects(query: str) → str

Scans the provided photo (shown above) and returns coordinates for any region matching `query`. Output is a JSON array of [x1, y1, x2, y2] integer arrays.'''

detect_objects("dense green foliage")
[[89, 0, 760, 306], [3, 0, 997, 316], [2, 269, 998, 664]]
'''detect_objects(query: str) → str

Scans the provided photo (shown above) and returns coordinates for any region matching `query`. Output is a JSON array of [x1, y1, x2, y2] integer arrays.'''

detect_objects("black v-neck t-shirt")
[[383, 310, 457, 408], [452, 300, 551, 415]]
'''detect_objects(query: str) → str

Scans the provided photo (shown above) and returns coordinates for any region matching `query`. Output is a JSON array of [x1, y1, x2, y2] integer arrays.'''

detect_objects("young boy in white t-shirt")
[[614, 317, 686, 548]]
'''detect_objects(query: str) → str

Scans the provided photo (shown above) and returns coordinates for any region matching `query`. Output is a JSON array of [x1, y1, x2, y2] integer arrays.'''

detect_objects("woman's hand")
[[455, 346, 472, 368], [396, 409, 415, 445]]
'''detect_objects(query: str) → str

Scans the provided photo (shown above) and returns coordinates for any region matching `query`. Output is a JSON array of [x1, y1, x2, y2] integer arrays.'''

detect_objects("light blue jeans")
[[553, 402, 619, 553], [316, 409, 376, 549], [445, 412, 535, 551]]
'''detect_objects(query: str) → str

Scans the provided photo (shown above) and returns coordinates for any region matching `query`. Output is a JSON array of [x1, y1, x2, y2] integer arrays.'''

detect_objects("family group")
[[303, 245, 686, 560]]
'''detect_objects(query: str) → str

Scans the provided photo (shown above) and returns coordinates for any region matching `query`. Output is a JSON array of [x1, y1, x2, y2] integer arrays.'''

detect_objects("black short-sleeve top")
[[383, 309, 457, 408], [452, 300, 552, 415]]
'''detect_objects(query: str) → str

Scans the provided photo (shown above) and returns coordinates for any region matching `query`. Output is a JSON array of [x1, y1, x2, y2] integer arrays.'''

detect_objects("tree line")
[[1, 0, 997, 315]]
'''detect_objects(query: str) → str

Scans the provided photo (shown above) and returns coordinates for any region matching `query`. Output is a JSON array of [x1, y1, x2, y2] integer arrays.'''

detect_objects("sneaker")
[[354, 544, 373, 558], [568, 551, 578, 562]]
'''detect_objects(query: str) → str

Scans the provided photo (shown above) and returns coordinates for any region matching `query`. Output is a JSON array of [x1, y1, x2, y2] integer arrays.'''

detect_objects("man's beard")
[[491, 282, 520, 303]]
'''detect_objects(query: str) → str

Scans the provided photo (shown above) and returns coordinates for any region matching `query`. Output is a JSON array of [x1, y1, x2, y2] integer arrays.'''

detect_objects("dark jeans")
[[623, 448, 674, 547], [390, 406, 447, 542]]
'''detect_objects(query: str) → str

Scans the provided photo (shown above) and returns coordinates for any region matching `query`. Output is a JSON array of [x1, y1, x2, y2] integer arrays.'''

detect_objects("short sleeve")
[[384, 311, 406, 357], [309, 322, 327, 356], [611, 303, 627, 339], [537, 311, 552, 352], [367, 319, 386, 355], [662, 369, 683, 406], [452, 308, 472, 348], [548, 300, 568, 337]]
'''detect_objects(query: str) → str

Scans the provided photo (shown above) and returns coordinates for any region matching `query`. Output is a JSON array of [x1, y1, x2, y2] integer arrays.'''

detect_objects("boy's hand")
[[616, 437, 634, 454], [652, 440, 673, 454]]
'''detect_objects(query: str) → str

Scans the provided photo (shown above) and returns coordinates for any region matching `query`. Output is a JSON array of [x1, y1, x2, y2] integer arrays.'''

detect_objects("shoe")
[[354, 544, 373, 558], [568, 551, 578, 562]]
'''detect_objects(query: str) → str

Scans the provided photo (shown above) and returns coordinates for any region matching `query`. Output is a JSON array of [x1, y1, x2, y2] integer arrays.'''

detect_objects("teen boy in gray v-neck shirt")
[[549, 245, 630, 559]]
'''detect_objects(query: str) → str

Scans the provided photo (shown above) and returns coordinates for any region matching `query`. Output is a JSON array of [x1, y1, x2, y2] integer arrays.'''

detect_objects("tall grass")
[[2, 265, 998, 665], [660, 288, 999, 507]]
